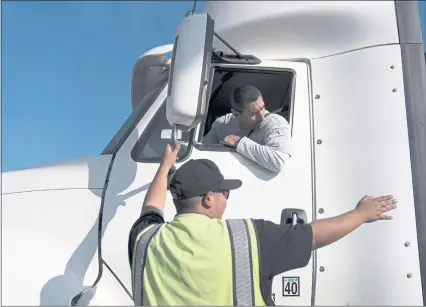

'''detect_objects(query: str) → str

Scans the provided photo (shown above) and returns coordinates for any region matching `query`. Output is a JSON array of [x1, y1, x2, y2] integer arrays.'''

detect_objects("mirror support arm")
[[169, 124, 178, 173], [213, 31, 244, 60], [171, 124, 178, 145]]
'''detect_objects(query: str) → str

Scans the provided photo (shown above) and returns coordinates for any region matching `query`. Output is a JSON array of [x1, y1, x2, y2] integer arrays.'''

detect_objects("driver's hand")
[[223, 135, 241, 147], [355, 195, 397, 223]]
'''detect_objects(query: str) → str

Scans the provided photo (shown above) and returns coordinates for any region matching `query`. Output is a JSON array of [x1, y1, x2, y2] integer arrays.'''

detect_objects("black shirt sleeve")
[[252, 219, 313, 304], [128, 206, 165, 267]]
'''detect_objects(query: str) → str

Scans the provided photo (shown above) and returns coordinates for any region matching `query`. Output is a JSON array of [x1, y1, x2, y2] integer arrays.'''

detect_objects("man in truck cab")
[[202, 84, 292, 173], [128, 144, 397, 306]]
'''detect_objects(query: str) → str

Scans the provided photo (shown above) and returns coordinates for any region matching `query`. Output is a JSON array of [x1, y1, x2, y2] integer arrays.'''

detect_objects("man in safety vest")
[[128, 144, 397, 306]]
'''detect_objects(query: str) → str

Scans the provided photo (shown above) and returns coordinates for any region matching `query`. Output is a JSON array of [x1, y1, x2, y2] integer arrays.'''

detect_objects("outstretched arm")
[[257, 195, 397, 277], [310, 195, 397, 249], [310, 209, 366, 249]]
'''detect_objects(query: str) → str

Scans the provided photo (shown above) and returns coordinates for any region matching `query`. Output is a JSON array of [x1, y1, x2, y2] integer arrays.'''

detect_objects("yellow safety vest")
[[131, 213, 268, 306]]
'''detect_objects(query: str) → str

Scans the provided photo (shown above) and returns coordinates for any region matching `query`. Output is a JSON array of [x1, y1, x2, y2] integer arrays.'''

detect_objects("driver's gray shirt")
[[202, 111, 293, 172]]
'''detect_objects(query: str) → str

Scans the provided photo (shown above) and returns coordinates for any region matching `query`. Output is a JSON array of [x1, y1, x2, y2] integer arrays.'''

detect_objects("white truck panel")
[[2, 189, 132, 306], [311, 44, 422, 305], [203, 1, 399, 60], [2, 155, 112, 194]]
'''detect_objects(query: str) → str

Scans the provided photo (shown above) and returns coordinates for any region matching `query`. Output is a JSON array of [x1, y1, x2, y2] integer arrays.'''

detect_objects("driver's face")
[[238, 96, 266, 130]]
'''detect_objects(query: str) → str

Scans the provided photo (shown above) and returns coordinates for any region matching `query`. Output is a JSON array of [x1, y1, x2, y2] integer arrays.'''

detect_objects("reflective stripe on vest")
[[226, 219, 255, 306], [132, 223, 162, 306], [132, 219, 255, 306]]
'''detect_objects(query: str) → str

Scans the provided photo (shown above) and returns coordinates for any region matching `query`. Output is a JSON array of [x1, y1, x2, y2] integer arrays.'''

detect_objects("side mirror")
[[281, 208, 307, 225], [166, 13, 214, 132]]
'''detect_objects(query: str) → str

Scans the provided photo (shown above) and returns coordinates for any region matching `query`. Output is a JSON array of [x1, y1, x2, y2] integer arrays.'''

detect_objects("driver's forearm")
[[310, 209, 365, 250], [236, 136, 290, 172], [142, 165, 170, 213]]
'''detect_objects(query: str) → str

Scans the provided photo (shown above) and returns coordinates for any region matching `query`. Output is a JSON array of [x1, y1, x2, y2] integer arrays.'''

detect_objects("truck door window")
[[197, 67, 294, 146], [131, 100, 193, 162]]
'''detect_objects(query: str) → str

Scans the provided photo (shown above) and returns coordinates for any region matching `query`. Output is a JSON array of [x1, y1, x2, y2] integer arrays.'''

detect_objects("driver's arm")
[[236, 115, 293, 172]]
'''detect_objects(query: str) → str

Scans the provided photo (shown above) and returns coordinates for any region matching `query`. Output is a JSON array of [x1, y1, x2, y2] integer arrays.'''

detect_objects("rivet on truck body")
[[315, 95, 320, 99], [317, 140, 323, 145], [404, 241, 410, 247], [407, 273, 412, 278], [390, 65, 395, 69], [319, 266, 325, 272], [392, 88, 397, 92], [318, 208, 324, 214]]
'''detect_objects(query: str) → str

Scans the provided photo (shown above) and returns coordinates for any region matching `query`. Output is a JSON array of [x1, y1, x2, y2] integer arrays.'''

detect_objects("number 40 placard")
[[282, 276, 300, 297]]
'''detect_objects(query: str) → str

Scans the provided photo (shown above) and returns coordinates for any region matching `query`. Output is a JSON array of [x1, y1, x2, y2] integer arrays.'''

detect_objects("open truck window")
[[130, 65, 296, 162], [196, 66, 295, 146]]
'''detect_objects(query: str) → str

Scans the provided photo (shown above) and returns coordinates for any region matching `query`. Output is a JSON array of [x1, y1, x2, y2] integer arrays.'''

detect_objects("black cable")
[[103, 258, 133, 300], [70, 153, 117, 306]]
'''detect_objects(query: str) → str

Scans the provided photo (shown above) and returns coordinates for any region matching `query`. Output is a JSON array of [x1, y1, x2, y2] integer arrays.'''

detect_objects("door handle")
[[281, 208, 307, 225]]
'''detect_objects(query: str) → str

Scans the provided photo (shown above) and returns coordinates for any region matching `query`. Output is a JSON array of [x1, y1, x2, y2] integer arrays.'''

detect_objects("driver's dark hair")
[[230, 84, 262, 111], [173, 197, 200, 214]]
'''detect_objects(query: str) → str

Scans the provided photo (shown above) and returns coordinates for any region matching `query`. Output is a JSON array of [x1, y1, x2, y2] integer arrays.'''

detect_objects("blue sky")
[[2, 1, 426, 172]]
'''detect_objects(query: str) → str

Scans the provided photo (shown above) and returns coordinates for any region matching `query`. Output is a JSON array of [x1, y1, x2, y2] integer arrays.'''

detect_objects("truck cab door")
[[99, 13, 316, 307], [186, 58, 315, 306]]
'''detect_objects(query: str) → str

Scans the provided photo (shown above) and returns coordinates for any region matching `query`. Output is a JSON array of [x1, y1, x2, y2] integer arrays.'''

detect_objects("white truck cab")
[[2, 1, 426, 306]]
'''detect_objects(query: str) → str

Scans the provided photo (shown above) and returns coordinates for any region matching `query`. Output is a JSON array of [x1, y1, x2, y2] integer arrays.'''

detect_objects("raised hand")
[[160, 143, 181, 169], [355, 195, 398, 223]]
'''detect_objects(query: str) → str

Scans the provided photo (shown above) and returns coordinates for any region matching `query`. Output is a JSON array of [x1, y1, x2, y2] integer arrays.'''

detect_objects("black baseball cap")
[[169, 159, 242, 199]]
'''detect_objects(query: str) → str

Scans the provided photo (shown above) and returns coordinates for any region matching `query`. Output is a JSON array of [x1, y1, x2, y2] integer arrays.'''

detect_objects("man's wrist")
[[158, 164, 172, 176], [351, 208, 367, 224], [235, 137, 243, 147], [235, 136, 246, 151]]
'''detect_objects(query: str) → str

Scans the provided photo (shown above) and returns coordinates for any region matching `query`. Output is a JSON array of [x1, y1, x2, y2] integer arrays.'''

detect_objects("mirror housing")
[[166, 13, 214, 132]]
